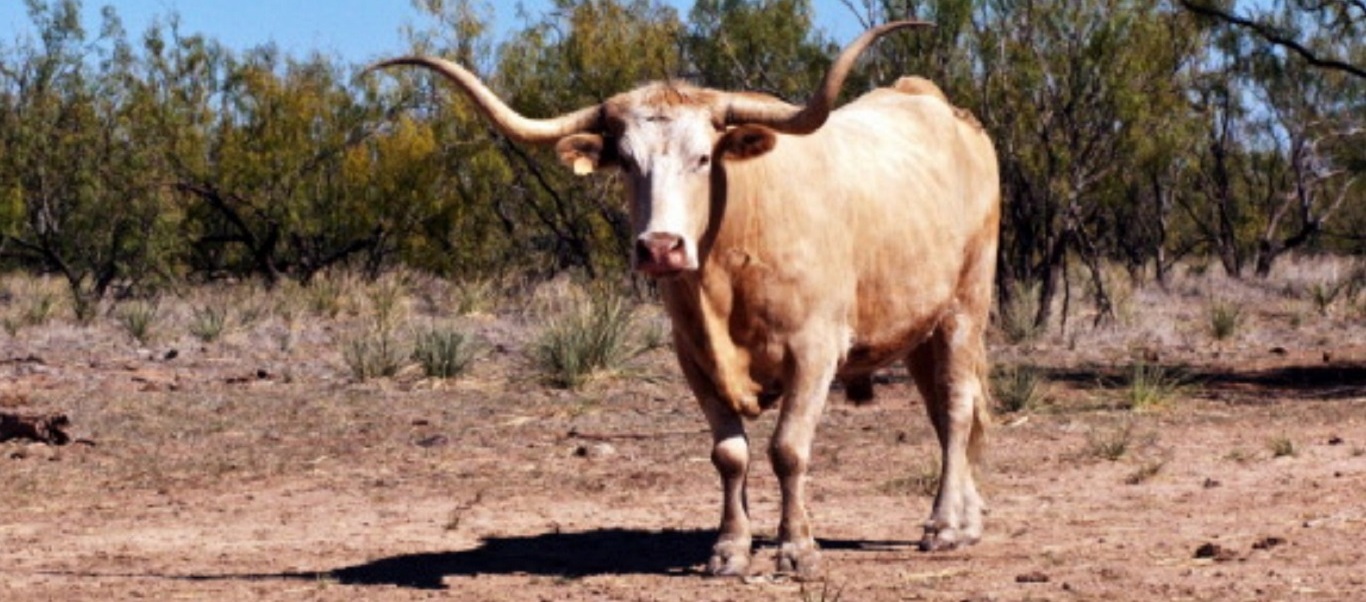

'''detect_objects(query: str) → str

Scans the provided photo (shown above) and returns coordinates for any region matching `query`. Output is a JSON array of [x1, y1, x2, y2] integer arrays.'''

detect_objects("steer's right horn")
[[721, 20, 934, 134], [368, 56, 602, 144]]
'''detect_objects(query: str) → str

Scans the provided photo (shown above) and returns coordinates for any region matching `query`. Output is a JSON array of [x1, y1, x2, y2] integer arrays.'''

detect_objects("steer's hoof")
[[775, 541, 822, 581], [919, 524, 978, 552], [707, 540, 752, 577]]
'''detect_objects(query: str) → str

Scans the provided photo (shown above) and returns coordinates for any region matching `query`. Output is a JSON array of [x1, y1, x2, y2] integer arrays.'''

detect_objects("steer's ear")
[[717, 125, 777, 161], [556, 133, 615, 176]]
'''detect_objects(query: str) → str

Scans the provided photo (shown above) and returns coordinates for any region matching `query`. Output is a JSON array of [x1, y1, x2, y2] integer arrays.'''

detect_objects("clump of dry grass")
[[412, 324, 482, 379], [304, 271, 361, 318], [116, 298, 162, 346], [532, 289, 651, 389], [1206, 299, 1243, 341], [879, 456, 941, 497], [1083, 418, 1162, 463], [341, 274, 413, 382], [1268, 435, 1297, 458], [0, 274, 63, 335], [1125, 458, 1167, 485], [188, 300, 232, 342], [998, 280, 1043, 344], [991, 363, 1046, 413], [1119, 362, 1190, 411], [1085, 421, 1138, 461]]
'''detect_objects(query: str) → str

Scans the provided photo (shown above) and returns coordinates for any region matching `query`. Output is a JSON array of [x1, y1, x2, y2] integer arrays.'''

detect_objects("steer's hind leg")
[[906, 317, 988, 552], [770, 339, 840, 580], [678, 354, 753, 576]]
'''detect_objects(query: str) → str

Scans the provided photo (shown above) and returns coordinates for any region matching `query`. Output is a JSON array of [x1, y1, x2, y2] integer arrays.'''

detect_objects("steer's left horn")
[[721, 20, 934, 134]]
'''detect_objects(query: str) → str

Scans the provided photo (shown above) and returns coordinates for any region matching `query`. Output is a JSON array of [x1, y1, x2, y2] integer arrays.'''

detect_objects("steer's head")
[[371, 21, 928, 277]]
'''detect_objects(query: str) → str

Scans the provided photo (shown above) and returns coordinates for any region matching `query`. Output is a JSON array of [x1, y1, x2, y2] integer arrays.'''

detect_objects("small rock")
[[1252, 536, 1286, 550], [1015, 571, 1050, 583], [574, 442, 616, 459], [1194, 542, 1237, 561], [1202, 478, 1221, 489], [163, 349, 179, 361], [1327, 435, 1344, 446]]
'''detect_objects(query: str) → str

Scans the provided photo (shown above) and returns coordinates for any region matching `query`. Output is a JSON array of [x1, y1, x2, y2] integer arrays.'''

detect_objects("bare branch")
[[1178, 0, 1366, 79]]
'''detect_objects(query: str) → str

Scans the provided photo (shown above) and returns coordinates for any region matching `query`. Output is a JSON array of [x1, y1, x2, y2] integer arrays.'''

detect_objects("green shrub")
[[117, 299, 161, 346], [533, 292, 646, 389], [189, 302, 232, 342], [1207, 299, 1243, 341], [412, 326, 481, 379], [1122, 362, 1189, 411], [342, 329, 407, 381]]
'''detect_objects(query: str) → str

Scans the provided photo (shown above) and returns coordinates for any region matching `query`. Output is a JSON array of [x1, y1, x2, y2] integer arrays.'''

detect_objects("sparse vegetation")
[[1125, 459, 1167, 485], [1207, 299, 1244, 341], [1307, 279, 1346, 315], [1121, 362, 1189, 411], [1224, 448, 1256, 464], [189, 302, 232, 342], [116, 299, 161, 346], [1086, 421, 1138, 461], [880, 457, 941, 497], [1, 278, 59, 336], [342, 275, 413, 381], [412, 325, 481, 379], [532, 291, 650, 389], [1085, 420, 1160, 462], [1269, 436, 1297, 458], [342, 328, 407, 381], [306, 273, 353, 319], [991, 364, 1046, 413], [999, 280, 1043, 344], [452, 278, 499, 316]]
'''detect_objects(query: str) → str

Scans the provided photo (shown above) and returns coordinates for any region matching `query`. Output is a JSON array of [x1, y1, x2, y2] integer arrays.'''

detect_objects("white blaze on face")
[[619, 107, 716, 273]]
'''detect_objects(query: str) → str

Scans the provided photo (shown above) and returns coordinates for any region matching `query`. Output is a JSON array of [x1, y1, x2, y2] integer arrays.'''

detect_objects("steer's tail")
[[969, 355, 991, 469]]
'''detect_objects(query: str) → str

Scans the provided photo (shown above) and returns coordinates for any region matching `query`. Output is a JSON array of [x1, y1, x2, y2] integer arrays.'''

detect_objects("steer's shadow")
[[324, 528, 912, 589]]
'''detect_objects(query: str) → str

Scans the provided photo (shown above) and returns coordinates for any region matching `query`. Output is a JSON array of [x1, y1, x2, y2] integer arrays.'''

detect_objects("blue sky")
[[1, 1, 870, 64]]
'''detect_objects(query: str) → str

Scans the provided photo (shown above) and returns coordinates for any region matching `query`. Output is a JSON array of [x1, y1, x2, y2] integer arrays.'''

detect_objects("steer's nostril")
[[634, 239, 654, 264], [636, 233, 686, 273]]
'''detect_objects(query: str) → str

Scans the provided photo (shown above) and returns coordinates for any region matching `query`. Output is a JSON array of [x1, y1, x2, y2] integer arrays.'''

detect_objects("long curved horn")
[[368, 57, 602, 144], [721, 20, 934, 134]]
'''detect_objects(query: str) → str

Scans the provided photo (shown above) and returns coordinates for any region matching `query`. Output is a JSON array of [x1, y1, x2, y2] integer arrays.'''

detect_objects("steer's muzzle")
[[634, 232, 689, 277]]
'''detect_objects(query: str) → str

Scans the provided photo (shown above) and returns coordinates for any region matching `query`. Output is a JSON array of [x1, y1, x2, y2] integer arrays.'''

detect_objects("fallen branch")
[[0, 412, 73, 445]]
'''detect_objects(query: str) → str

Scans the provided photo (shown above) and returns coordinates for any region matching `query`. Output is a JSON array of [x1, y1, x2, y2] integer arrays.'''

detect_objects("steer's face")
[[556, 87, 722, 277]]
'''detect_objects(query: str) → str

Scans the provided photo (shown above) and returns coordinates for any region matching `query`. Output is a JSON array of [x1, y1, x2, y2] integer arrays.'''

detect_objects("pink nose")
[[635, 233, 687, 276]]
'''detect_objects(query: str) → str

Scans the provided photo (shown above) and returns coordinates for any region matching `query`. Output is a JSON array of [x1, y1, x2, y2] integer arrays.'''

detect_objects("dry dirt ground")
[[2, 264, 1365, 601]]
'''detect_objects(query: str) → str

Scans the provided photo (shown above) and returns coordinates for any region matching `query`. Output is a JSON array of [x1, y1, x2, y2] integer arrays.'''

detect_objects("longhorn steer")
[[372, 21, 1000, 578]]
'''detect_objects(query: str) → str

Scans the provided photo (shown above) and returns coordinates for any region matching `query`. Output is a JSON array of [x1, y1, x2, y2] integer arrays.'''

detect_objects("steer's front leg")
[[679, 353, 754, 576], [699, 398, 752, 576], [770, 344, 839, 580]]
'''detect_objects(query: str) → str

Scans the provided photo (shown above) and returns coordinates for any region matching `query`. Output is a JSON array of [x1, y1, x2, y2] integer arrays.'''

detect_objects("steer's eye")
[[695, 154, 711, 171]]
